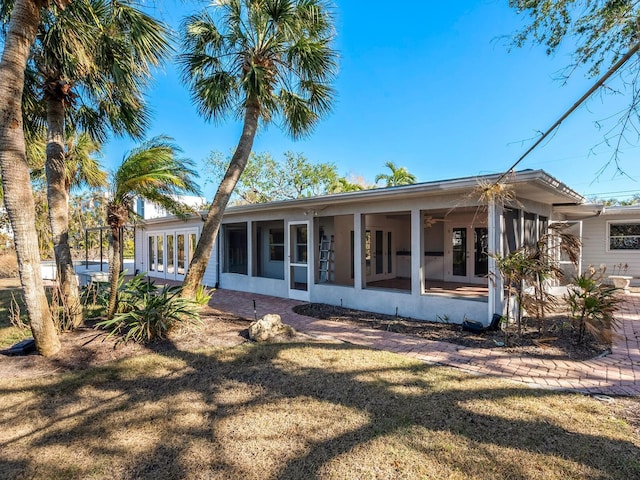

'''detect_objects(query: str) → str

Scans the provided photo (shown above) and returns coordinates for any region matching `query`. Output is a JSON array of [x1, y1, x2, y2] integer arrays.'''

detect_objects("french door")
[[448, 226, 488, 283], [147, 229, 198, 280], [365, 229, 393, 282]]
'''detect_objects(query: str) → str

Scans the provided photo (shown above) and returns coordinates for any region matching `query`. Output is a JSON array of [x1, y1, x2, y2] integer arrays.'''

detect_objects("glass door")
[[474, 227, 488, 277], [156, 234, 164, 273], [365, 229, 393, 285], [166, 234, 175, 276], [287, 221, 310, 301], [452, 227, 467, 277], [175, 230, 198, 281], [448, 226, 489, 283]]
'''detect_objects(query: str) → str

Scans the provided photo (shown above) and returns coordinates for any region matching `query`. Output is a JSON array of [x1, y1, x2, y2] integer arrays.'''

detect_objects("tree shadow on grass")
[[0, 340, 638, 479]]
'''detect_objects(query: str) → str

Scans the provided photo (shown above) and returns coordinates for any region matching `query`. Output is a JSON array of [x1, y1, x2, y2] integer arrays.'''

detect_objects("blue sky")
[[103, 0, 640, 202]]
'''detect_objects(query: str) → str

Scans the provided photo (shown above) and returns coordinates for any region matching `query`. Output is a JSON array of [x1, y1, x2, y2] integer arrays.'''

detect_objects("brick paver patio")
[[208, 289, 640, 396]]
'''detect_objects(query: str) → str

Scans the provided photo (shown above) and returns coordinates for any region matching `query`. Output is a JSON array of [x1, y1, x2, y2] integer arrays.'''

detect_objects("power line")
[[496, 41, 640, 184], [582, 189, 640, 197]]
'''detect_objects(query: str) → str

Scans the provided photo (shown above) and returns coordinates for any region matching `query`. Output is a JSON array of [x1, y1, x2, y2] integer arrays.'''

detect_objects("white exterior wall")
[[217, 193, 493, 324], [581, 213, 640, 285]]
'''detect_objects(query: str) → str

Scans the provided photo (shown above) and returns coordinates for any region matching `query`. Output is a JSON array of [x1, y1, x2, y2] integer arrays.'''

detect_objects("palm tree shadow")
[[1, 340, 638, 479], [171, 342, 639, 479]]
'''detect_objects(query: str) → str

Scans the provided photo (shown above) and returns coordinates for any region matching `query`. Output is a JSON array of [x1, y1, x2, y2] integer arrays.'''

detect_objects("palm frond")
[[110, 136, 201, 222], [16, 0, 172, 143], [65, 131, 106, 190], [180, 0, 337, 135]]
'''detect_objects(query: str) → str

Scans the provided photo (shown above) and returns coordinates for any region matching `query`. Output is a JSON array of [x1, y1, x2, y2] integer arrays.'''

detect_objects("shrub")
[[96, 276, 203, 344], [115, 273, 158, 313], [194, 284, 215, 306], [565, 268, 622, 344]]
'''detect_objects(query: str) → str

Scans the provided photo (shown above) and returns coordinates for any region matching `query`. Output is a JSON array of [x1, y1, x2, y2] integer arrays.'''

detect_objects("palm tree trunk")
[[182, 101, 260, 298], [0, 0, 60, 356], [107, 225, 121, 319], [46, 96, 83, 328]]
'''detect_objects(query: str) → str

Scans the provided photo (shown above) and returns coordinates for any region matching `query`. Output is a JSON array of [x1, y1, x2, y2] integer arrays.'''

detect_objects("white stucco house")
[[132, 169, 619, 326]]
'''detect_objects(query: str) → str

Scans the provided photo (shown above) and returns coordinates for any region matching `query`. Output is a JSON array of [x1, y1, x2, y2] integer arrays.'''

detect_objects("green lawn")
[[1, 342, 638, 479]]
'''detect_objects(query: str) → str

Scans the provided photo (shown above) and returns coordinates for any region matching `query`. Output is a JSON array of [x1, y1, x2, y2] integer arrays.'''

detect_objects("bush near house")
[[565, 268, 622, 345], [96, 274, 203, 344]]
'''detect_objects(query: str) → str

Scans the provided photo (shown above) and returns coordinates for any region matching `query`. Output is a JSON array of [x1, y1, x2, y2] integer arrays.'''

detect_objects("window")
[[523, 212, 536, 246], [224, 223, 248, 274], [538, 216, 548, 239], [269, 228, 284, 261], [156, 235, 164, 272], [137, 198, 145, 218], [167, 235, 175, 274], [503, 208, 520, 255], [148, 236, 155, 271], [294, 225, 307, 263], [188, 233, 197, 264], [177, 234, 185, 274], [609, 223, 640, 250]]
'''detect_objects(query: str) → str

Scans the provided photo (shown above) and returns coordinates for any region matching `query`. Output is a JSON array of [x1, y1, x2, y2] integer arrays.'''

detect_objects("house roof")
[[555, 203, 640, 220], [142, 169, 584, 225], [222, 169, 583, 215]]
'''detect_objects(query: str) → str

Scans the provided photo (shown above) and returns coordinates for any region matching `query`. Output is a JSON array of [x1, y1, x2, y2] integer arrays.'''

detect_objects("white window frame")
[[606, 219, 640, 252]]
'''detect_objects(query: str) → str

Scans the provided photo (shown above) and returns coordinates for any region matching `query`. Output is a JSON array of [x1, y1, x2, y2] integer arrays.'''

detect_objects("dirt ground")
[[0, 276, 618, 379], [293, 303, 611, 361], [0, 305, 258, 380]]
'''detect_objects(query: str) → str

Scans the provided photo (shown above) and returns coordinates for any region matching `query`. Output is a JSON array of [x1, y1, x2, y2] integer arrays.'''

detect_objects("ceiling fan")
[[423, 215, 448, 227]]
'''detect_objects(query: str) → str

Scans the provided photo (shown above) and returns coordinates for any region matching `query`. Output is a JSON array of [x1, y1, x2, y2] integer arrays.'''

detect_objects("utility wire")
[[496, 41, 640, 185]]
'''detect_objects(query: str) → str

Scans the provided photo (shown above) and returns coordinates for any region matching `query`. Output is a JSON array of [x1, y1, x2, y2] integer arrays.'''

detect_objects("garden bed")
[[293, 303, 610, 361]]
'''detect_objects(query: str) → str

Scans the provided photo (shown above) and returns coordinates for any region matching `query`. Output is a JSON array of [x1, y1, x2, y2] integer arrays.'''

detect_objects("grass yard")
[[1, 341, 639, 480], [0, 279, 31, 348]]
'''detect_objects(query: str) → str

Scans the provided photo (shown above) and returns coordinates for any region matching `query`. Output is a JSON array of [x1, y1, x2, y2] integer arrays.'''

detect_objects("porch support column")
[[354, 212, 363, 290], [411, 208, 422, 295], [488, 199, 503, 322], [246, 220, 253, 278]]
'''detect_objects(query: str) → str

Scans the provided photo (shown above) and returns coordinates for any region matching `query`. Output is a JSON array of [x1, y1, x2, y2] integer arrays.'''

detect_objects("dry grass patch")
[[0, 250, 18, 278], [0, 279, 31, 348], [0, 342, 638, 480]]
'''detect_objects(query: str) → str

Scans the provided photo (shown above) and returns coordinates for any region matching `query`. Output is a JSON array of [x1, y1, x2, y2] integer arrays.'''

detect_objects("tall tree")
[[105, 136, 200, 319], [374, 161, 417, 187], [205, 151, 360, 204], [22, 0, 170, 328], [510, 0, 640, 171], [0, 0, 62, 356], [179, 0, 338, 297]]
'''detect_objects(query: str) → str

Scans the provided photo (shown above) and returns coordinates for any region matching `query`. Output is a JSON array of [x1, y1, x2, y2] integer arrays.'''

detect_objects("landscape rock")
[[248, 314, 295, 342]]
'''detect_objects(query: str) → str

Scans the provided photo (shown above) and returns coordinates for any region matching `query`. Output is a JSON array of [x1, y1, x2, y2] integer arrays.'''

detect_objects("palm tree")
[[375, 161, 417, 187], [30, 131, 107, 326], [329, 176, 365, 194], [24, 0, 170, 328], [0, 0, 63, 356], [179, 0, 338, 297], [105, 137, 201, 319]]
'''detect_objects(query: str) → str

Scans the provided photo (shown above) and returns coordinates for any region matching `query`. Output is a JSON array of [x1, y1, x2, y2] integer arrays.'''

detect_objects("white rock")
[[248, 314, 294, 342]]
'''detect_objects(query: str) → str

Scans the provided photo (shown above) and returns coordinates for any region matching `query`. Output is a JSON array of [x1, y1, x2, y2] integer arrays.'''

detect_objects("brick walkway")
[[208, 289, 640, 396]]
